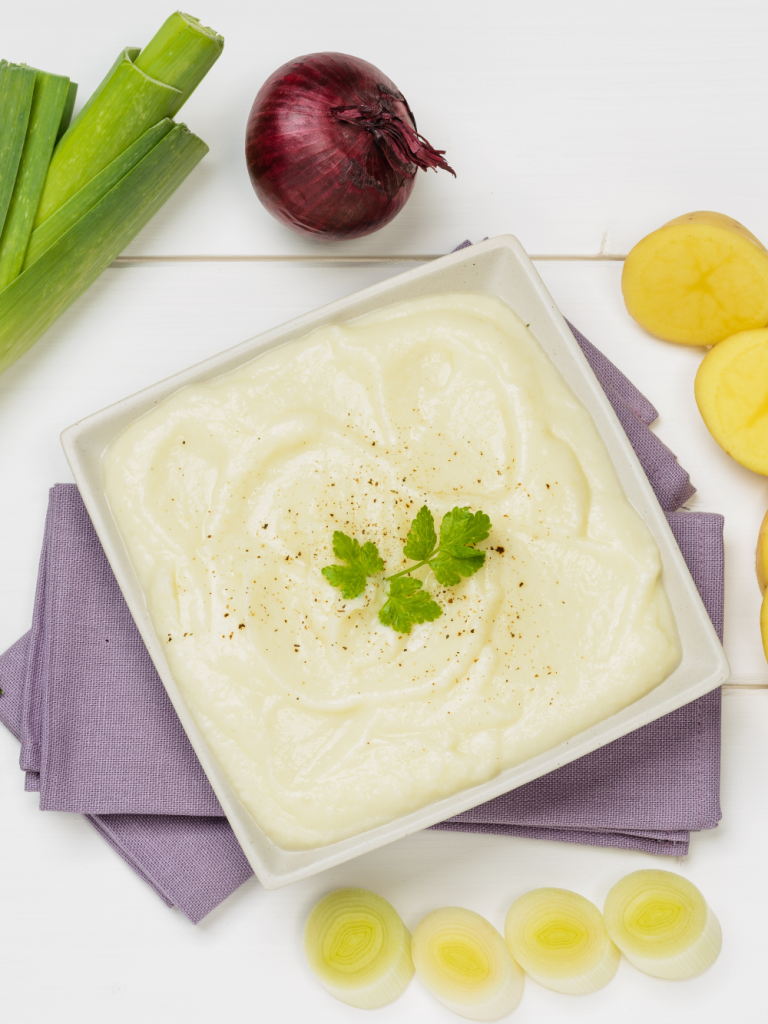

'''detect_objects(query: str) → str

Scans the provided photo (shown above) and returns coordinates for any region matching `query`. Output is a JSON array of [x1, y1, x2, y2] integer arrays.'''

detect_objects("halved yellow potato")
[[694, 327, 768, 474], [757, 511, 768, 594], [622, 212, 768, 345]]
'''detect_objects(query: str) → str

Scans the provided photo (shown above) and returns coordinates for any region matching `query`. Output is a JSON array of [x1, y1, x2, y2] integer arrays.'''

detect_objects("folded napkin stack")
[[0, 321, 723, 923]]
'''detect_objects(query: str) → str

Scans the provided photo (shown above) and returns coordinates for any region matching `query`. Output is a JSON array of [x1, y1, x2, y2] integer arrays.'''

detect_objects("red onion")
[[245, 52, 455, 240]]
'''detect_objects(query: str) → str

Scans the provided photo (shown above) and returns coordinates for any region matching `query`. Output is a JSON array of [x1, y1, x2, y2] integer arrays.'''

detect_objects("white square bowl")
[[61, 235, 730, 889]]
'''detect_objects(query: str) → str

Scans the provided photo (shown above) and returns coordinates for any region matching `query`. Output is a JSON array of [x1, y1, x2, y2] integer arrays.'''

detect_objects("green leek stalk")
[[0, 62, 36, 237], [35, 14, 222, 225], [134, 12, 223, 116], [34, 49, 178, 224], [0, 124, 207, 375], [0, 69, 72, 289], [56, 80, 79, 143], [24, 119, 175, 268]]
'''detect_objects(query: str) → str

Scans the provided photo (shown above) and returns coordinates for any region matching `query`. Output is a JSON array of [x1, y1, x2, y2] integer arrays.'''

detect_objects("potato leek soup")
[[103, 293, 681, 850]]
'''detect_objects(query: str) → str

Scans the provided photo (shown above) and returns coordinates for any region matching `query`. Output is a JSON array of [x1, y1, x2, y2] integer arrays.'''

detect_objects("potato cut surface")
[[756, 510, 768, 594], [622, 212, 768, 345], [695, 327, 768, 474]]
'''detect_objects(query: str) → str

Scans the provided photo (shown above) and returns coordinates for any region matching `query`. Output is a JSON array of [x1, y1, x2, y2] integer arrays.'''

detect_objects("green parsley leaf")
[[439, 506, 492, 553], [321, 531, 385, 599], [430, 548, 486, 586], [429, 506, 490, 586], [378, 577, 442, 634], [402, 504, 438, 562]]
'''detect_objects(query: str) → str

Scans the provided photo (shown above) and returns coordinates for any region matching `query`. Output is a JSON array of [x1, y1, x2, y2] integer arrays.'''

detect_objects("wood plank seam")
[[110, 254, 630, 265]]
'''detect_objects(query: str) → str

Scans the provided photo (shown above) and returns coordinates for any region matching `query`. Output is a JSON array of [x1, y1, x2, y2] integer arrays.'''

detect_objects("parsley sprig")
[[321, 505, 492, 633]]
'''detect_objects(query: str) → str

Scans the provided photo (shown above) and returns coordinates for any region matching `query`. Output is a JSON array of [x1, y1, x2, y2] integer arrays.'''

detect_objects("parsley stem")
[[384, 550, 438, 581]]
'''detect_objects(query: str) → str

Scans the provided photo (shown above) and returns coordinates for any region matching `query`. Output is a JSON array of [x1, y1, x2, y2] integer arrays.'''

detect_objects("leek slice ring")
[[304, 887, 414, 1008], [504, 887, 620, 994], [411, 906, 524, 1021], [603, 870, 722, 979]]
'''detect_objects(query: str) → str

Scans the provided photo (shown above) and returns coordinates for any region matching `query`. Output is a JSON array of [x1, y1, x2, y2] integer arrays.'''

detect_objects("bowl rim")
[[61, 234, 730, 888]]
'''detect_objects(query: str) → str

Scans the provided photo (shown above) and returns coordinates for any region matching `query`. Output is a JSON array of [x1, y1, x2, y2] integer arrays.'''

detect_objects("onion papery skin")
[[412, 907, 525, 1021], [504, 888, 620, 995], [603, 870, 722, 980], [245, 52, 453, 240], [304, 888, 414, 1008]]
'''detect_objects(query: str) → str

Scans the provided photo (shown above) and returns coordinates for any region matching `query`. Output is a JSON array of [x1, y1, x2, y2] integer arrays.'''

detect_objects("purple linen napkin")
[[567, 320, 695, 513], [0, 632, 252, 923], [18, 484, 221, 816], [0, 321, 722, 921]]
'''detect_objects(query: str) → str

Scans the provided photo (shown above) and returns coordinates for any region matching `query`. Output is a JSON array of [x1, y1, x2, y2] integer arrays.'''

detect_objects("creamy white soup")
[[104, 293, 681, 849]]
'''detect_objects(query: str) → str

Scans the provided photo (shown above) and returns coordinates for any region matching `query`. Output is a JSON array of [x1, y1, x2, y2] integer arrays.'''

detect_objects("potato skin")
[[663, 211, 768, 253], [756, 510, 768, 595]]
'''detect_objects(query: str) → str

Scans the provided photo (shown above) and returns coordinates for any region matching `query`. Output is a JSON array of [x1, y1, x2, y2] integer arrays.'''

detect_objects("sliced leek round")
[[304, 888, 414, 1008], [504, 887, 620, 994], [411, 907, 524, 1020], [603, 870, 721, 979]]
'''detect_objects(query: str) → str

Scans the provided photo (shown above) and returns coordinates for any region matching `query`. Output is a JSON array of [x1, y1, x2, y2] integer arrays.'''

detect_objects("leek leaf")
[[0, 68, 72, 289], [25, 119, 175, 269], [34, 49, 181, 224], [57, 49, 138, 144], [36, 13, 222, 226], [0, 62, 35, 238], [135, 11, 224, 116], [56, 80, 79, 143], [0, 123, 207, 375]]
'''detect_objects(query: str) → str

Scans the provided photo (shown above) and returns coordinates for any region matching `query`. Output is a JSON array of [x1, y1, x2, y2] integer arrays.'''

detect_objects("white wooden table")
[[1, 2, 766, 1021]]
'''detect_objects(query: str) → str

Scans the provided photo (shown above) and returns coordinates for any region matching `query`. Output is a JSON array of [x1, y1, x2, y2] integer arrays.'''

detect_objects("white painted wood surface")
[[1, 688, 764, 1023], [5, 0, 768, 256], [2, 2, 768, 1021]]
